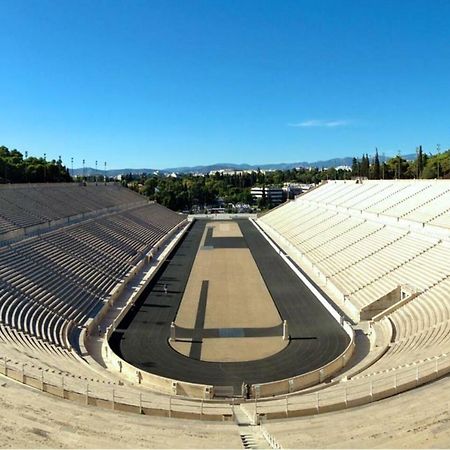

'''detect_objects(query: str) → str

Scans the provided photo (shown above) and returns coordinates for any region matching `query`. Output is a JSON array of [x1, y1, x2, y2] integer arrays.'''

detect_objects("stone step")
[[239, 427, 272, 449]]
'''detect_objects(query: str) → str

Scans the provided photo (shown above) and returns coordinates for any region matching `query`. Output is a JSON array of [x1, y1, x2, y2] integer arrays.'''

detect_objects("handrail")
[[0, 347, 449, 421]]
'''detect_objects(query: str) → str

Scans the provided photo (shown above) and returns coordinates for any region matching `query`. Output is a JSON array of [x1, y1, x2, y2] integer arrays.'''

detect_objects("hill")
[[74, 154, 417, 176]]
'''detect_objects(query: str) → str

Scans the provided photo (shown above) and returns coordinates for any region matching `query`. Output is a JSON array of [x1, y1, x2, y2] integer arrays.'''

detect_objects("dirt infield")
[[171, 222, 286, 362]]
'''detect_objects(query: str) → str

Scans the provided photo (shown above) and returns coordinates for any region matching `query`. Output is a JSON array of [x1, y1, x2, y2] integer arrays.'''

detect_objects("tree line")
[[0, 146, 71, 183], [125, 167, 356, 211], [2, 143, 449, 212], [351, 146, 450, 180], [125, 146, 450, 211]]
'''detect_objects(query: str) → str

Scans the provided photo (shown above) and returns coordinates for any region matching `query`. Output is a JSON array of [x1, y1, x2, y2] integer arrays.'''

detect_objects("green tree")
[[0, 146, 71, 183], [371, 149, 381, 179], [416, 145, 424, 178], [351, 157, 359, 177]]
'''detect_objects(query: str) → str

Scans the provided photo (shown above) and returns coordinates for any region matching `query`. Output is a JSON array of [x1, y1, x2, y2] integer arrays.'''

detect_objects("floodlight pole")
[[25, 151, 28, 182]]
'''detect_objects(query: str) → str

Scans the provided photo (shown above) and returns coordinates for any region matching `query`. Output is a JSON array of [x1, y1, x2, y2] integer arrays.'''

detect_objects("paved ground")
[[0, 378, 241, 449], [110, 219, 349, 394], [3, 372, 450, 448], [264, 374, 450, 449]]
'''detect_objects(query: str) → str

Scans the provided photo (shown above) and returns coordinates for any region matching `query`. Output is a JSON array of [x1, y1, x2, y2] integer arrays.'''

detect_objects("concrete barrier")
[[0, 356, 224, 420], [105, 349, 214, 399]]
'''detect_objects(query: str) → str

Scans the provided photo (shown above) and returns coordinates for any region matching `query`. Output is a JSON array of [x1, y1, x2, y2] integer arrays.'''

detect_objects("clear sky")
[[0, 0, 449, 169]]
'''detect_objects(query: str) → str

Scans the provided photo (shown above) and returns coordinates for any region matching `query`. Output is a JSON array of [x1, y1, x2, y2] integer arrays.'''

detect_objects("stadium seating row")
[[0, 184, 186, 360], [260, 180, 450, 315], [257, 180, 450, 410], [0, 183, 147, 239], [300, 180, 450, 223]]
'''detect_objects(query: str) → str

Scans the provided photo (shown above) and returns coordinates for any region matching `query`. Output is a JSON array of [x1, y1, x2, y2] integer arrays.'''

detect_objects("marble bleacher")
[[258, 179, 450, 399], [2, 178, 450, 427], [0, 183, 146, 239], [259, 180, 450, 317], [0, 184, 186, 356]]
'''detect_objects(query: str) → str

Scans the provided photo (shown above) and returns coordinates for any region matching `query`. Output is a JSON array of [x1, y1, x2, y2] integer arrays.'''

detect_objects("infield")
[[170, 221, 287, 362]]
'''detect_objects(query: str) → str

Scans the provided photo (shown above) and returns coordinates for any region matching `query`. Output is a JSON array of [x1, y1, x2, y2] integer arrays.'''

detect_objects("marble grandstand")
[[0, 184, 189, 395], [256, 180, 450, 415], [1, 180, 450, 448]]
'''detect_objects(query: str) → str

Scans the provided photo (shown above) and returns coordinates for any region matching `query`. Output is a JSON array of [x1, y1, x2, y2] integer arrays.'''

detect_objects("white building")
[[250, 186, 284, 204]]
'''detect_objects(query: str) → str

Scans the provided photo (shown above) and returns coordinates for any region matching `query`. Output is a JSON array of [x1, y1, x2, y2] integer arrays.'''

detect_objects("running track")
[[109, 219, 350, 393]]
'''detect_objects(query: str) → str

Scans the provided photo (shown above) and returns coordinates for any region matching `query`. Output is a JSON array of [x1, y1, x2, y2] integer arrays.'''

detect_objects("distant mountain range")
[[72, 153, 418, 176]]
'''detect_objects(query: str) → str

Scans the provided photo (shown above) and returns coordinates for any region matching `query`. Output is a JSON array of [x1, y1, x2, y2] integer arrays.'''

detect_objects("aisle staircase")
[[234, 403, 278, 449]]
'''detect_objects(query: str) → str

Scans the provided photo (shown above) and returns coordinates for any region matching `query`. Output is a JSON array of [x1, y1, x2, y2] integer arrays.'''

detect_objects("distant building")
[[208, 168, 274, 176], [282, 182, 314, 199], [234, 203, 252, 213], [250, 186, 284, 204]]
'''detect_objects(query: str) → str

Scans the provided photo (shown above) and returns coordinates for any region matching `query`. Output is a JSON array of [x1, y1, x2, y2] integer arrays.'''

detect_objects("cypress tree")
[[373, 148, 381, 179], [351, 157, 359, 176], [417, 145, 424, 178], [361, 154, 370, 177]]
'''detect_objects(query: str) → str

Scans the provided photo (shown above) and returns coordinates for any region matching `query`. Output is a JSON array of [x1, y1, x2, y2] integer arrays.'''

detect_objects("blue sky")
[[0, 0, 449, 169]]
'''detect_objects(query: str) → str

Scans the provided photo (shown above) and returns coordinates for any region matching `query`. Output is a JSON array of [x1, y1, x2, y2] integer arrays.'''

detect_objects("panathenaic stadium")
[[1, 179, 450, 448]]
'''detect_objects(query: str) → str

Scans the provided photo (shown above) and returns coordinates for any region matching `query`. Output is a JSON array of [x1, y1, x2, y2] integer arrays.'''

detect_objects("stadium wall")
[[0, 357, 228, 420], [188, 213, 257, 220]]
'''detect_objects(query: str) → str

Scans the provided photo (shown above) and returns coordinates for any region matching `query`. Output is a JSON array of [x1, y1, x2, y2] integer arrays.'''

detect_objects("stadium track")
[[110, 219, 349, 393]]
